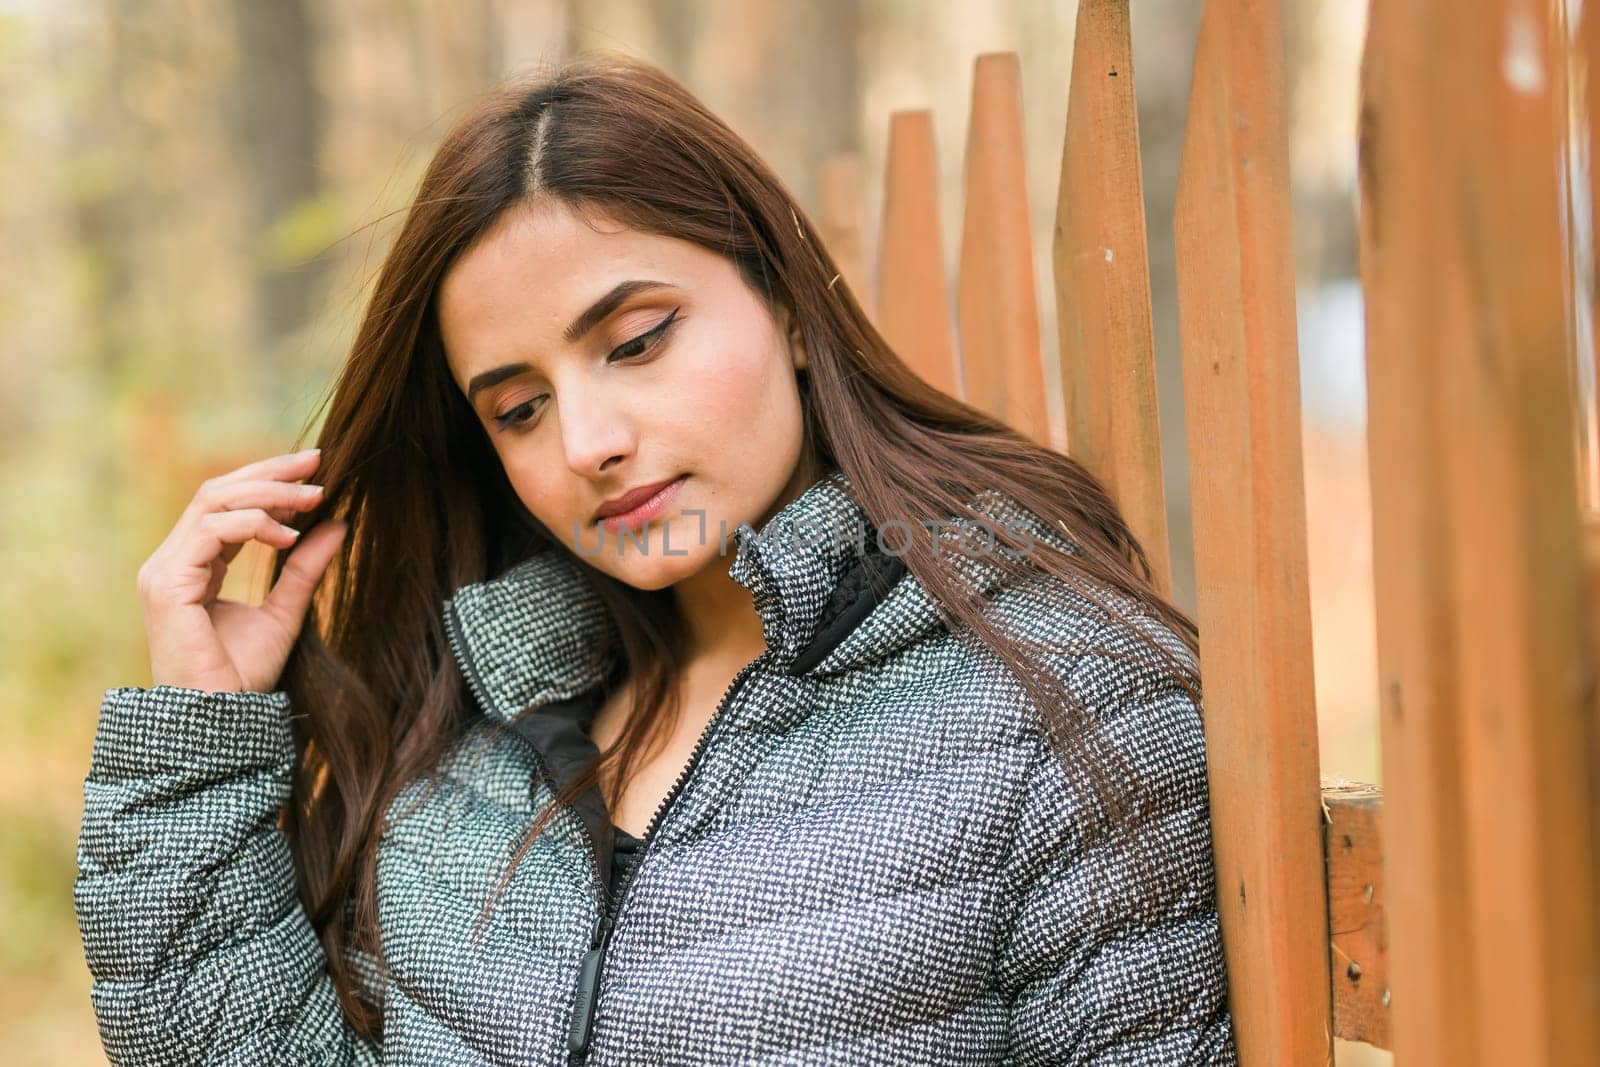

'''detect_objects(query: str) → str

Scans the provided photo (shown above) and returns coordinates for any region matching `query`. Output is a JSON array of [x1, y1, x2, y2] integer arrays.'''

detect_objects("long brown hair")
[[269, 51, 1202, 1041]]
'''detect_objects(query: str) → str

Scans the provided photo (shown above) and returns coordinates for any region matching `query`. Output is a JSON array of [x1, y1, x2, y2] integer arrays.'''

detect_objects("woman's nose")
[[557, 387, 637, 476]]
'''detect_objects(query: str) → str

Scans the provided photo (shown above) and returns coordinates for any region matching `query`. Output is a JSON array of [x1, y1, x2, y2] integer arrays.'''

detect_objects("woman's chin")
[[585, 534, 718, 591]]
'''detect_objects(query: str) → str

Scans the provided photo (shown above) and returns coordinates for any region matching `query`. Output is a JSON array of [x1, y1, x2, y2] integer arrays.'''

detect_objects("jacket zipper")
[[445, 595, 769, 1063], [567, 651, 768, 1064]]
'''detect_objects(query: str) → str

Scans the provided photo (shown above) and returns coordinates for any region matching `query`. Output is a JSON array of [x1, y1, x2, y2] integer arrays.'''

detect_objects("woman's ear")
[[780, 305, 809, 370]]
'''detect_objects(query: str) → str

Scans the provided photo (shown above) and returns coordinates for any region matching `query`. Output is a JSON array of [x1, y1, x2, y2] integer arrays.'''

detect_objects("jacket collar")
[[442, 468, 889, 724], [439, 466, 1076, 725]]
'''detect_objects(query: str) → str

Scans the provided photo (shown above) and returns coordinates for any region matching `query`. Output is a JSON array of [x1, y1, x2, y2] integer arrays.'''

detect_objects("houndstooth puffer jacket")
[[75, 468, 1238, 1065]]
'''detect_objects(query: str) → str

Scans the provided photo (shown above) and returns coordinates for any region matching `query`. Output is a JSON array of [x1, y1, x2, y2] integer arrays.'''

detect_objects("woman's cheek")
[[671, 342, 777, 429]]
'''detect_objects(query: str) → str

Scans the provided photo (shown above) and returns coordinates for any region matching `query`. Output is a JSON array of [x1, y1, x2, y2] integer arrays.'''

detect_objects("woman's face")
[[438, 199, 813, 591]]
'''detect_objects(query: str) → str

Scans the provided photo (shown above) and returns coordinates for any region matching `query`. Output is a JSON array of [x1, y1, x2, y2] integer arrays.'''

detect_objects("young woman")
[[76, 53, 1237, 1065]]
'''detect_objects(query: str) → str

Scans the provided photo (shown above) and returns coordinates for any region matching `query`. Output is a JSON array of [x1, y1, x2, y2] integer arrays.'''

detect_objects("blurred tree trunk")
[[652, 0, 696, 76], [672, 0, 861, 215], [75, 3, 143, 386], [65, 4, 143, 519], [409, 0, 497, 114], [492, 0, 575, 77], [227, 0, 325, 382], [562, 0, 862, 217]]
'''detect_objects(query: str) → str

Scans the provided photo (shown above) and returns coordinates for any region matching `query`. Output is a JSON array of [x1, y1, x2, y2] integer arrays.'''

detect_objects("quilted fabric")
[[75, 468, 1238, 1065]]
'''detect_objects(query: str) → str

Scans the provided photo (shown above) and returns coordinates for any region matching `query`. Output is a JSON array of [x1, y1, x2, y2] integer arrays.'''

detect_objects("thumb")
[[262, 519, 347, 636]]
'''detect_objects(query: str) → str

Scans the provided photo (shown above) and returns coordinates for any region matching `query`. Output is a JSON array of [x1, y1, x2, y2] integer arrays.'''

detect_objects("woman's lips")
[[598, 475, 688, 535]]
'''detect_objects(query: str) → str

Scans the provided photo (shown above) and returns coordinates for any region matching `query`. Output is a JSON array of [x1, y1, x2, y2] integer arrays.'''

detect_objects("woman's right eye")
[[493, 397, 544, 432]]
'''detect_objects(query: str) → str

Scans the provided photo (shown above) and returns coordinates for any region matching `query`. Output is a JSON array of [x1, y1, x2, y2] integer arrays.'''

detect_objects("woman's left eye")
[[608, 308, 680, 363]]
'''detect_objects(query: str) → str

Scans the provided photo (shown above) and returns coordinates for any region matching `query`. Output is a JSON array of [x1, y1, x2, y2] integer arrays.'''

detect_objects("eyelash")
[[492, 308, 682, 432]]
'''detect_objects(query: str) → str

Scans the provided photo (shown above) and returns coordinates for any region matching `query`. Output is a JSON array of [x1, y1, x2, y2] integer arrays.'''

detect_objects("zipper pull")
[[568, 916, 612, 1055]]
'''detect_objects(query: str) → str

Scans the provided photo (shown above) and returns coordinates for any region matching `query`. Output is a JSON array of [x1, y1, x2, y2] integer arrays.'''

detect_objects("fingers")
[[179, 472, 325, 565], [141, 449, 330, 610], [207, 447, 324, 488], [140, 507, 299, 609], [176, 446, 323, 531], [185, 476, 326, 528], [188, 508, 303, 566], [261, 519, 348, 633], [178, 473, 324, 566]]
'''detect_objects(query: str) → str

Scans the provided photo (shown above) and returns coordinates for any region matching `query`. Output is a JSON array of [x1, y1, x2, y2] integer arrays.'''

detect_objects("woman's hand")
[[137, 448, 347, 694]]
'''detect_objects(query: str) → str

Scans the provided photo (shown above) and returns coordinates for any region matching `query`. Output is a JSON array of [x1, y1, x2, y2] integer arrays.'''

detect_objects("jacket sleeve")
[[995, 614, 1238, 1066], [74, 684, 382, 1066]]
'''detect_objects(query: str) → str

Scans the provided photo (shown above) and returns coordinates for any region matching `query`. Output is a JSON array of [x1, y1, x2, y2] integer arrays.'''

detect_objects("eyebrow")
[[464, 278, 675, 403]]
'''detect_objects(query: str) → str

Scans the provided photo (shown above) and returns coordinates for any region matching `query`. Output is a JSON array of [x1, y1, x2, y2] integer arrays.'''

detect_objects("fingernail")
[[298, 447, 321, 457]]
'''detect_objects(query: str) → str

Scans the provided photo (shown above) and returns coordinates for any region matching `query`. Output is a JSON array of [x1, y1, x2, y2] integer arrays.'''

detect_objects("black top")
[[608, 823, 644, 902]]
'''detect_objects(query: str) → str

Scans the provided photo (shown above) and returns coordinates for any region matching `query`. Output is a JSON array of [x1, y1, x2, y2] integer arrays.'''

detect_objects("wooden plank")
[[1321, 781, 1390, 1050], [1355, 3, 1481, 1061], [878, 110, 960, 396], [1433, 6, 1600, 1062], [1171, 3, 1333, 1063], [1586, 511, 1600, 941], [1053, 0, 1172, 596], [816, 153, 871, 321], [956, 52, 1049, 444], [1361, 3, 1600, 1063]]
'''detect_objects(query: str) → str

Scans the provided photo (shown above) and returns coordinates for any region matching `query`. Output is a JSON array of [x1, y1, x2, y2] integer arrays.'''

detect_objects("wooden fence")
[[826, 1, 1600, 1063]]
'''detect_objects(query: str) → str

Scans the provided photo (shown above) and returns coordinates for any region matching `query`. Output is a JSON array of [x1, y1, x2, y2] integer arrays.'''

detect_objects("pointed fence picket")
[[835, 2, 1600, 1062]]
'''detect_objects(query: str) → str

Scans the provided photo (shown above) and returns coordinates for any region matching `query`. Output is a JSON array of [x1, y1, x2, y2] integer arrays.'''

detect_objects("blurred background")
[[0, 0, 1378, 1062]]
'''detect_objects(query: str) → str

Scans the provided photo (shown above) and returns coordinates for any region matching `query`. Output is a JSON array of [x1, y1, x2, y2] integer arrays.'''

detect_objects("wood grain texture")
[[1355, 3, 1481, 1061], [1430, 6, 1600, 1062], [878, 110, 959, 396], [1321, 782, 1390, 1050], [1586, 511, 1600, 988], [956, 52, 1048, 444], [1172, 2, 1333, 1063], [1053, 0, 1171, 596], [1359, 3, 1600, 1063]]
